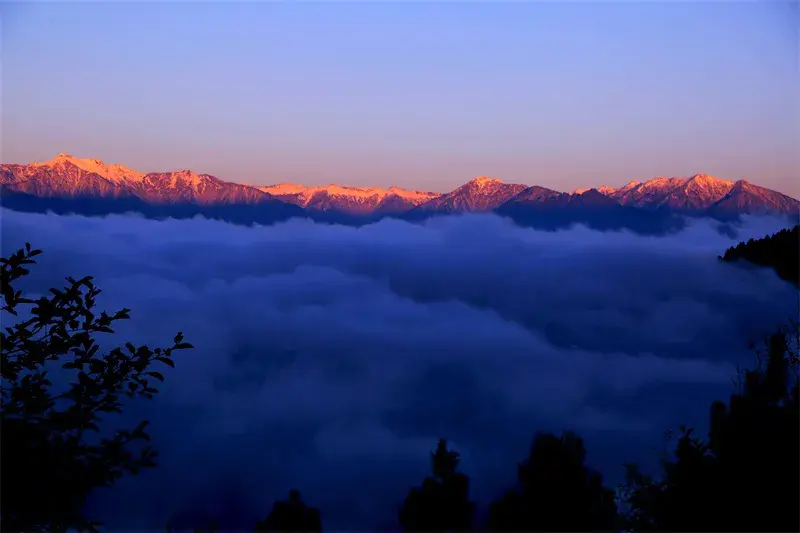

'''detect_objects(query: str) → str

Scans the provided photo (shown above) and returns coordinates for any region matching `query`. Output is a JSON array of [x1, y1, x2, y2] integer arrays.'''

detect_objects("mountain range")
[[1, 153, 798, 234]]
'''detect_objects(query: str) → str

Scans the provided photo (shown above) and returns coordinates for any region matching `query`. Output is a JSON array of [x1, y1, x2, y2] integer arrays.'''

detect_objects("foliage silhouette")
[[619, 320, 800, 532], [0, 243, 194, 532], [486, 431, 618, 532], [720, 225, 799, 286], [253, 489, 322, 532], [398, 439, 476, 531]]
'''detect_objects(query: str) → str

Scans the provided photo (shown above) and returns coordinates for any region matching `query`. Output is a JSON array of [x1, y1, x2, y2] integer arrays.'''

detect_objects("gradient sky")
[[2, 1, 798, 195]]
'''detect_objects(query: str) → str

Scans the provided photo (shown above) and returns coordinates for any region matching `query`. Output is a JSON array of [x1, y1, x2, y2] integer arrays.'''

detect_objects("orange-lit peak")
[[469, 176, 503, 185]]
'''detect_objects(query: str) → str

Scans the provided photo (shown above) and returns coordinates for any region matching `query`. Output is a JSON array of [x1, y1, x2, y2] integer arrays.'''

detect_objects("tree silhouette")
[[719, 225, 799, 286], [486, 431, 618, 532], [254, 490, 322, 532], [398, 439, 476, 531], [0, 243, 194, 532], [619, 321, 800, 531]]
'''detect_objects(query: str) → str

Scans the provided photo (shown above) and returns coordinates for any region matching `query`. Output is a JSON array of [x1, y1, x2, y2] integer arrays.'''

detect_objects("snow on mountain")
[[598, 181, 640, 197], [0, 155, 136, 198], [601, 174, 736, 211], [2, 154, 798, 221], [708, 179, 800, 216], [413, 176, 529, 213], [258, 183, 438, 215], [387, 185, 440, 203], [31, 152, 145, 184], [259, 183, 308, 196], [135, 170, 272, 205], [1, 155, 276, 206], [609, 177, 685, 203]]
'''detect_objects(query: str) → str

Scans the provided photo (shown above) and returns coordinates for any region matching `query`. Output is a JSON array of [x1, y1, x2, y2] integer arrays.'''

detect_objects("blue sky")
[[2, 1, 797, 195]]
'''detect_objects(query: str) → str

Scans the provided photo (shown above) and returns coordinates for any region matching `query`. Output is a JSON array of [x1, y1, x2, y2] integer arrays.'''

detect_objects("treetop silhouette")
[[399, 438, 476, 532], [487, 431, 618, 532], [619, 321, 800, 532], [1, 243, 193, 532], [254, 490, 322, 532]]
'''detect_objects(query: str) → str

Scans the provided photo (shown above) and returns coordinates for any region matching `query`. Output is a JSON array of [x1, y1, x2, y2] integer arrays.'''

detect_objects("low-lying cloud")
[[1, 209, 796, 530]]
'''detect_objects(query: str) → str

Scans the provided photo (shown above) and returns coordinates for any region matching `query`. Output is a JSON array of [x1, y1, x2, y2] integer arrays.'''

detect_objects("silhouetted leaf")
[[145, 371, 164, 382]]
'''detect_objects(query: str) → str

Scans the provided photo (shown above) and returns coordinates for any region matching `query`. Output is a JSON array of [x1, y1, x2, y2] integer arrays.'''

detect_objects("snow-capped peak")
[[261, 183, 386, 200], [259, 182, 308, 195], [681, 174, 734, 197], [387, 186, 439, 201], [322, 184, 386, 198], [468, 176, 503, 186], [257, 182, 438, 208], [686, 173, 733, 186], [35, 152, 145, 183], [165, 169, 207, 187]]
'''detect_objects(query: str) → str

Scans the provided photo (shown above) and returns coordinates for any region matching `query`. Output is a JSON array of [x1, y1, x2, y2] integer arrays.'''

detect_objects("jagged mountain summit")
[[0, 153, 141, 199], [1, 154, 797, 233], [0, 153, 277, 205], [603, 174, 734, 211], [595, 173, 798, 215], [412, 176, 529, 213], [706, 179, 800, 216], [0, 153, 307, 224]]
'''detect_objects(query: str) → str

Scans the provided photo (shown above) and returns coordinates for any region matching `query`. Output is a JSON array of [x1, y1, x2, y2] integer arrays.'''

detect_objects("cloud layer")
[[1, 209, 796, 530]]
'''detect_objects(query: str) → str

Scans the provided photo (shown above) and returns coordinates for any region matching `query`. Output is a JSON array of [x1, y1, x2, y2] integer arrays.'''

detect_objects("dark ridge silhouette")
[[1, 185, 686, 236], [494, 188, 688, 235], [253, 490, 322, 532], [398, 439, 476, 531], [719, 225, 800, 286], [486, 432, 618, 532], [0, 186, 308, 227]]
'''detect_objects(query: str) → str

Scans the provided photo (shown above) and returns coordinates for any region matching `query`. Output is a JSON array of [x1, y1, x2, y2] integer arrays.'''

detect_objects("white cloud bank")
[[1, 209, 796, 530]]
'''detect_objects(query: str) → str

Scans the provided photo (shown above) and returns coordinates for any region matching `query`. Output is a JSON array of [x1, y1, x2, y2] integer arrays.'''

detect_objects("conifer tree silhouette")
[[487, 431, 618, 532], [254, 490, 322, 532], [398, 439, 476, 531]]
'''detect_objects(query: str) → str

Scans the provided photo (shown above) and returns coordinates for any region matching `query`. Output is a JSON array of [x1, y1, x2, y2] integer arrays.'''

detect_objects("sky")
[[2, 208, 796, 529], [1, 1, 798, 195]]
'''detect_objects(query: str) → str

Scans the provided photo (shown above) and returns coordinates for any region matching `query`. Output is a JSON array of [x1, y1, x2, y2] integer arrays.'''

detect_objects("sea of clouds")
[[1, 209, 797, 530]]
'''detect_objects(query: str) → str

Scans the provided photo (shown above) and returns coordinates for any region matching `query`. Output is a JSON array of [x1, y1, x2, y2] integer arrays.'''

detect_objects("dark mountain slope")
[[496, 188, 686, 235], [708, 180, 800, 219], [0, 187, 308, 226]]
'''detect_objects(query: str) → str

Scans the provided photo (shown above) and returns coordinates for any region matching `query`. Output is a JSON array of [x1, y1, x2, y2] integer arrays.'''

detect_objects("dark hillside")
[[720, 225, 799, 286]]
